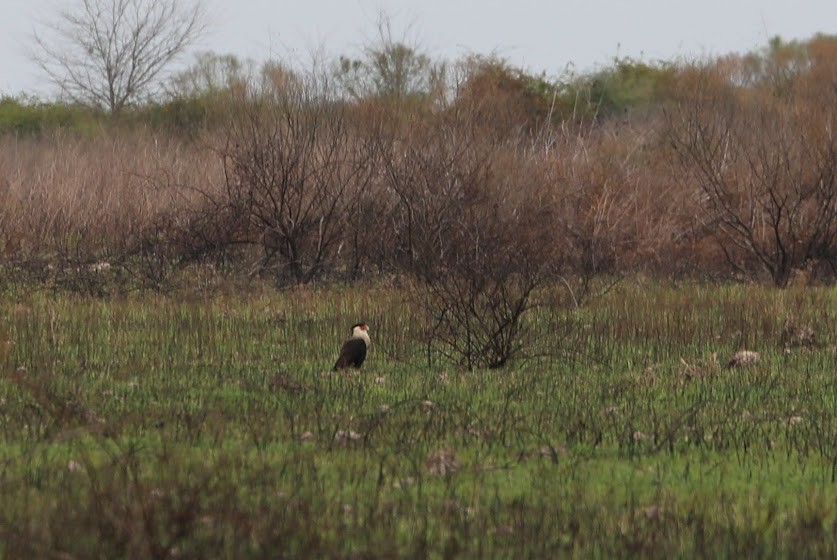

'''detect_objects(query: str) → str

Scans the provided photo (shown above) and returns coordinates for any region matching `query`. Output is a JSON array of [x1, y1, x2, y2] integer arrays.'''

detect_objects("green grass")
[[0, 280, 834, 558]]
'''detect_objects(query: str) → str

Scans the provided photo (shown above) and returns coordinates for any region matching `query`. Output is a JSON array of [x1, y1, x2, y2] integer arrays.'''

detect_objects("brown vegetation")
[[666, 46, 837, 287], [1, 34, 836, 365]]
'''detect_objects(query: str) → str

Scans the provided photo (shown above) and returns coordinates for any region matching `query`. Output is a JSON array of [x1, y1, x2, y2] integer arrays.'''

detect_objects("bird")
[[333, 323, 370, 371]]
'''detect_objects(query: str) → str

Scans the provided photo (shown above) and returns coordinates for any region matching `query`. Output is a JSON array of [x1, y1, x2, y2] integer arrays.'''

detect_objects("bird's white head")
[[350, 322, 371, 344]]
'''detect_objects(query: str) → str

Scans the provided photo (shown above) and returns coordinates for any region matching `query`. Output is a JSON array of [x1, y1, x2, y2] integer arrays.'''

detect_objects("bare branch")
[[32, 0, 208, 113]]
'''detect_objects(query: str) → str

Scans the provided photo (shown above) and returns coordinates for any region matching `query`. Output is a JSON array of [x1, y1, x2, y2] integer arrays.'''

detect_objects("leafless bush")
[[218, 68, 377, 285], [666, 61, 837, 287], [379, 112, 556, 368]]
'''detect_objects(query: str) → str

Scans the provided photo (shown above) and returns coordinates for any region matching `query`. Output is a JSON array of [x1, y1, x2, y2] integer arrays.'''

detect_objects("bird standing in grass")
[[333, 323, 370, 371]]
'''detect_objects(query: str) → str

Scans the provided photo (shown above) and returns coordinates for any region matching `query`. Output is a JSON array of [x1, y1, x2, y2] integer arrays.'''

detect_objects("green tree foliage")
[[0, 96, 101, 136], [716, 33, 837, 112], [152, 51, 253, 136], [564, 58, 676, 119], [334, 16, 444, 106], [166, 51, 251, 99]]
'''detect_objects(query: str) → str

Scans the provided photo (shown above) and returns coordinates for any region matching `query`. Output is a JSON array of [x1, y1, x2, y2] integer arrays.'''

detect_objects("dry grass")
[[0, 130, 221, 259]]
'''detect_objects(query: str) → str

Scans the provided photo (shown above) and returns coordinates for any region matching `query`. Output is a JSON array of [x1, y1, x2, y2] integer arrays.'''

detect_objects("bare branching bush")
[[667, 56, 837, 287], [218, 68, 376, 285], [379, 111, 556, 368]]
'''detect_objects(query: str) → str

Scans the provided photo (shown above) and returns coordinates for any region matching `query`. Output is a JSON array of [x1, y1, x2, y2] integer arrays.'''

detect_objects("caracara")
[[333, 323, 370, 371]]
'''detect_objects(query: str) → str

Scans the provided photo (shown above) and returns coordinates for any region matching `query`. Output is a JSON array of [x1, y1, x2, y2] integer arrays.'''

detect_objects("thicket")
[[1, 34, 836, 367]]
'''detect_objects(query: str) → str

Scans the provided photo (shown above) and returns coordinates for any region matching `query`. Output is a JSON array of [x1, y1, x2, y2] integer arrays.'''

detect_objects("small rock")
[[334, 430, 362, 444], [726, 350, 761, 369], [426, 448, 460, 477]]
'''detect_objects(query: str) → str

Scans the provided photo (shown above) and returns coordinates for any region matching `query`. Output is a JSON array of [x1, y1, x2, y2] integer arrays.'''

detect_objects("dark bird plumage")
[[333, 323, 370, 371]]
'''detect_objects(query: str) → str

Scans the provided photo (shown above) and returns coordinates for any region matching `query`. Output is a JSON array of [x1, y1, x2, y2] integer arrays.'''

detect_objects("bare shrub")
[[218, 67, 376, 285], [380, 111, 556, 369], [666, 59, 837, 287], [124, 214, 183, 292]]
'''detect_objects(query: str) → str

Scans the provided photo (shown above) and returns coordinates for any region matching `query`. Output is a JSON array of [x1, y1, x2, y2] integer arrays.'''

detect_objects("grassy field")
[[0, 280, 834, 558]]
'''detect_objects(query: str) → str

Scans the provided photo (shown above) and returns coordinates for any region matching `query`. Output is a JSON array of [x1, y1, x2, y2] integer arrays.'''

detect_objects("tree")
[[453, 56, 556, 138], [570, 57, 676, 119], [166, 51, 250, 99], [32, 0, 208, 114], [667, 55, 837, 287], [335, 14, 444, 105]]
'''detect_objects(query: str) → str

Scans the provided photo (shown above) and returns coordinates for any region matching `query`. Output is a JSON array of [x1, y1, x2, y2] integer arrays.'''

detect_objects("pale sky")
[[2, 0, 835, 98]]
